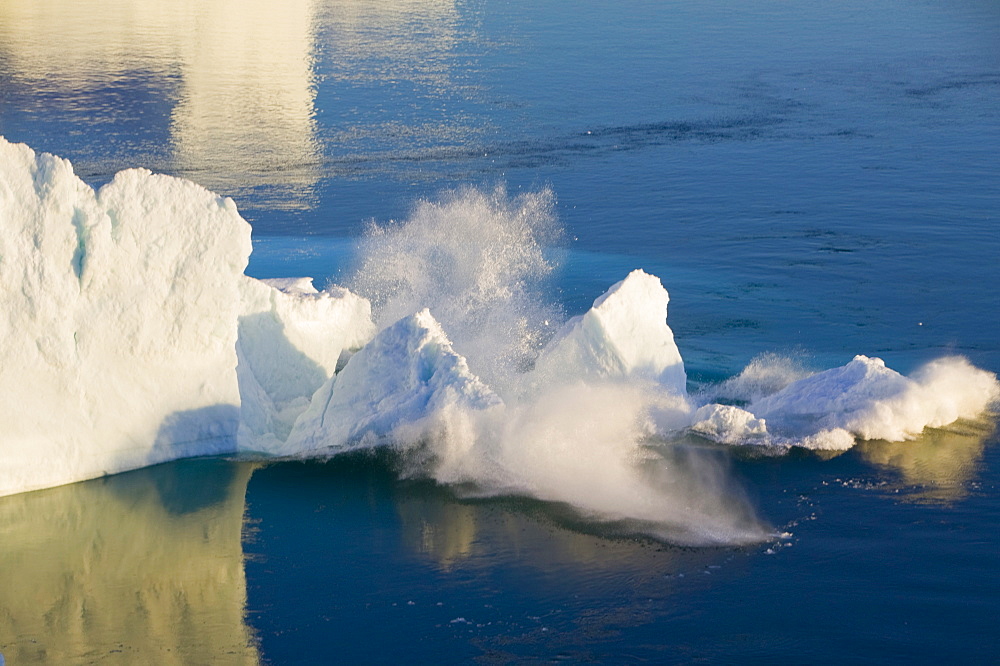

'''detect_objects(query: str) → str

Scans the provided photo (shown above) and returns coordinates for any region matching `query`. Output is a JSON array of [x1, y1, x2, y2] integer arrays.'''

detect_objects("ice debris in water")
[[1, 137, 998, 544], [705, 354, 1000, 451]]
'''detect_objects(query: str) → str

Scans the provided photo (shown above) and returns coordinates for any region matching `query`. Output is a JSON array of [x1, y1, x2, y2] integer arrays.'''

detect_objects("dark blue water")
[[1, 0, 998, 662]]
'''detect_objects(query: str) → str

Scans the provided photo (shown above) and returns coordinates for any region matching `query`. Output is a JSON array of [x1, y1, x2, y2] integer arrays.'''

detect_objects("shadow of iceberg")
[[147, 404, 241, 468]]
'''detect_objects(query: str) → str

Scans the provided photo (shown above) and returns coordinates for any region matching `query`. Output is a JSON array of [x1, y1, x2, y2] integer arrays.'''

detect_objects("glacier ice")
[[237, 276, 375, 451], [1, 136, 998, 544], [532, 269, 687, 395], [745, 354, 1000, 449], [0, 137, 250, 497], [0, 137, 374, 495]]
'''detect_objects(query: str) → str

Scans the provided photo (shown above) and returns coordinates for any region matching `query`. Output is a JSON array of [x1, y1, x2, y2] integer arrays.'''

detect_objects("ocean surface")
[[1, 0, 999, 663]]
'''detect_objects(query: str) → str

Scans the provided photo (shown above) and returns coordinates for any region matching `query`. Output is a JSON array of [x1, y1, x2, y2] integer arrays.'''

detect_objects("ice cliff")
[[0, 138, 249, 496]]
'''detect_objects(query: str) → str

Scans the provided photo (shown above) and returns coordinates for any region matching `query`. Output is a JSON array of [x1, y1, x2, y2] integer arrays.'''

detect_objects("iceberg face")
[[284, 309, 502, 454], [533, 269, 687, 395], [0, 137, 251, 497]]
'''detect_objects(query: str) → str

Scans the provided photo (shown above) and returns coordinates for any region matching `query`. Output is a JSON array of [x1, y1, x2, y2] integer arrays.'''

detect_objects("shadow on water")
[[107, 455, 241, 516]]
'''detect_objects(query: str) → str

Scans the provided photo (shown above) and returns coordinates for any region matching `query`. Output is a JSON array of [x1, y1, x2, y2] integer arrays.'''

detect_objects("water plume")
[[393, 379, 768, 545], [347, 184, 562, 394], [343, 185, 770, 545]]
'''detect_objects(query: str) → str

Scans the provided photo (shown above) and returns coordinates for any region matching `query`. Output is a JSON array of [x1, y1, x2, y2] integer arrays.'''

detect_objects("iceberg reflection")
[[0, 0, 320, 209], [855, 419, 996, 503], [0, 459, 259, 664]]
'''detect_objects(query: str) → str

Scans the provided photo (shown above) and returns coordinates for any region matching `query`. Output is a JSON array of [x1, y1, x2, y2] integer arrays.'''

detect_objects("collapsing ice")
[[2, 138, 998, 544]]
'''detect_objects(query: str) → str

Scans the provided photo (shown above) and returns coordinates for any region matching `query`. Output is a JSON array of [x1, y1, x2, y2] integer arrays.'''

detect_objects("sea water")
[[1, 0, 999, 663]]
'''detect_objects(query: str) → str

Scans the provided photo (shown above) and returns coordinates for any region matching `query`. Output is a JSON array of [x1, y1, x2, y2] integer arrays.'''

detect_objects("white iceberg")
[[532, 269, 686, 395], [749, 354, 1000, 445], [284, 309, 502, 454], [1, 135, 997, 545], [237, 276, 375, 451], [0, 137, 376, 495], [0, 137, 250, 497]]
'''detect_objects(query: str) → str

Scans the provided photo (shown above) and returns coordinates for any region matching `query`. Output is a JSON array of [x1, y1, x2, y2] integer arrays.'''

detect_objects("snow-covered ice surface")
[[2, 138, 998, 543]]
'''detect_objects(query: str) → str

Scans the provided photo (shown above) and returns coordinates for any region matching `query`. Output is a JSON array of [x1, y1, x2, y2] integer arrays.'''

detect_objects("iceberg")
[[283, 308, 502, 455], [1, 136, 997, 544], [237, 276, 375, 451], [0, 137, 374, 496], [0, 137, 250, 497], [748, 355, 1000, 448], [533, 269, 687, 395]]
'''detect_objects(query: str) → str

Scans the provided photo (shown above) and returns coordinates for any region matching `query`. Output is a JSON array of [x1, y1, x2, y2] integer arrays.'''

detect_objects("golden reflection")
[[318, 0, 492, 154], [320, 0, 462, 88], [855, 419, 996, 503], [398, 498, 478, 570], [168, 0, 320, 207], [0, 459, 259, 664], [0, 0, 320, 209], [395, 492, 737, 575]]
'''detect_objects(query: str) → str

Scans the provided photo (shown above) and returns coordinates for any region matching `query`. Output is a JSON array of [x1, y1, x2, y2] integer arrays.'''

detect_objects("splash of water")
[[347, 184, 562, 395], [345, 185, 771, 545]]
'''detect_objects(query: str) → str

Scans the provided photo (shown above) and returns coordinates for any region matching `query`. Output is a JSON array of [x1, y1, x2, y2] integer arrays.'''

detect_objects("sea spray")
[[340, 186, 771, 544], [393, 379, 768, 545], [347, 184, 562, 395]]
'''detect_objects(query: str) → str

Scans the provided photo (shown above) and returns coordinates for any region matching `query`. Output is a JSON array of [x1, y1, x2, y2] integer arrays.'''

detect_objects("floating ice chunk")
[[0, 137, 250, 497], [237, 276, 375, 451], [751, 355, 1000, 443], [533, 269, 686, 395], [690, 404, 768, 445], [284, 309, 502, 454], [794, 428, 857, 451]]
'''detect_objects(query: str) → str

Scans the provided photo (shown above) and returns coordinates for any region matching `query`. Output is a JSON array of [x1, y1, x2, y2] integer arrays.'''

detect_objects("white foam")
[[405, 379, 767, 545], [702, 352, 811, 403]]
